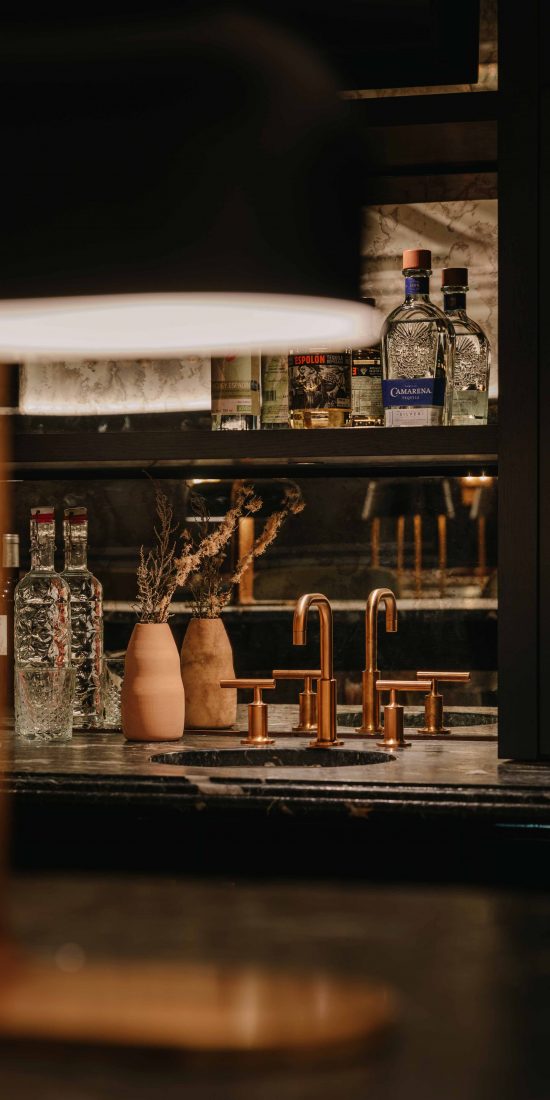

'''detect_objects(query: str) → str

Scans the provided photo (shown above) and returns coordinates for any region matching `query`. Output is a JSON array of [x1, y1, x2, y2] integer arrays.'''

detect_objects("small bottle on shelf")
[[261, 354, 290, 429], [350, 297, 384, 427], [211, 354, 261, 430], [14, 507, 71, 668], [61, 507, 103, 728], [0, 534, 19, 710], [381, 249, 454, 427], [288, 348, 351, 428], [441, 267, 491, 426]]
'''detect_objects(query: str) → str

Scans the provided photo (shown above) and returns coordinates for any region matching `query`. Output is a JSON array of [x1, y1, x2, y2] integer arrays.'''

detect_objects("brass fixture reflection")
[[356, 588, 398, 735], [416, 670, 471, 735], [292, 593, 342, 748], [272, 669, 322, 733], [220, 678, 276, 745], [376, 680, 431, 750]]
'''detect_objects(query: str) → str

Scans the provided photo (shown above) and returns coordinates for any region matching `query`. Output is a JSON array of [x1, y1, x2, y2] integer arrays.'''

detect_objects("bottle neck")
[[404, 274, 431, 302], [443, 290, 467, 314], [64, 527, 88, 571], [30, 527, 56, 572]]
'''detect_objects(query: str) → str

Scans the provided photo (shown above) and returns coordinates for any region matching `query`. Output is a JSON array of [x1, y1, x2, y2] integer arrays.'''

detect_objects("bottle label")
[[351, 355, 383, 417], [0, 615, 6, 657], [382, 377, 445, 408], [261, 355, 289, 425], [211, 356, 260, 416], [405, 276, 429, 295], [289, 352, 350, 411]]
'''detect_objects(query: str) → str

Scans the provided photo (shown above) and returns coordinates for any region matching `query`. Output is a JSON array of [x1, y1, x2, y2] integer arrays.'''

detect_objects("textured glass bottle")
[[14, 508, 71, 669], [442, 267, 490, 425], [61, 507, 103, 727], [381, 249, 454, 426]]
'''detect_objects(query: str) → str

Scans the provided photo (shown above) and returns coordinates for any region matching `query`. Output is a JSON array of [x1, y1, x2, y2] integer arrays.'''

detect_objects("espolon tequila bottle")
[[61, 507, 103, 727], [288, 348, 351, 428], [441, 267, 490, 426], [14, 507, 71, 669], [381, 249, 454, 426]]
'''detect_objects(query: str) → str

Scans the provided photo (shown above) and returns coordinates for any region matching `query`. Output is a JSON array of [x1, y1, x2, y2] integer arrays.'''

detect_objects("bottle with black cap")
[[441, 267, 490, 425], [0, 534, 19, 710]]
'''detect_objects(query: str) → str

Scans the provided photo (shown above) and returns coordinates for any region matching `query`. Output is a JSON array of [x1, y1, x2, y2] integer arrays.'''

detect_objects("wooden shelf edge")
[[13, 426, 498, 476]]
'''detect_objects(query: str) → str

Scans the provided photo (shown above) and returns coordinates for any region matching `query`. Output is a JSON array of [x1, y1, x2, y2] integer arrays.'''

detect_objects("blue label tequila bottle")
[[381, 249, 454, 426]]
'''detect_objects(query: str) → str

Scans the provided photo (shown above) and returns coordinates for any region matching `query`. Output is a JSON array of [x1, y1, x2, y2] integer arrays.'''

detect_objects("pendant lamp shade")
[[0, 12, 375, 356]]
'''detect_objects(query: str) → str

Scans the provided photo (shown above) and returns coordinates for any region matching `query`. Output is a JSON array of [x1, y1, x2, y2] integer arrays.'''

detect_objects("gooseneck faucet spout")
[[356, 588, 398, 735], [293, 593, 342, 748]]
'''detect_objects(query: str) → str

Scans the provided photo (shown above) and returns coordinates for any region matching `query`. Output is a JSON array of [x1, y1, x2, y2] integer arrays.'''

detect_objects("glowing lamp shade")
[[1, 13, 368, 357], [0, 294, 377, 360]]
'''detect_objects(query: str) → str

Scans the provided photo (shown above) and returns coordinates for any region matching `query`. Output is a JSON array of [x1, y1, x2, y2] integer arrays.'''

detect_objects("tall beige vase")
[[180, 618, 237, 729], [121, 623, 185, 742]]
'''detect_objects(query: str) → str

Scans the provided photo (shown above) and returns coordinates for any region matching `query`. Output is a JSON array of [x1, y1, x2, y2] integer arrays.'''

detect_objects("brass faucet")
[[356, 587, 398, 735], [293, 593, 343, 748]]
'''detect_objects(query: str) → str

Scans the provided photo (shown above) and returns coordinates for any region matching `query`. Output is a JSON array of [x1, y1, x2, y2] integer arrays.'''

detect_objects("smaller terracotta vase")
[[180, 617, 236, 729], [121, 623, 185, 742]]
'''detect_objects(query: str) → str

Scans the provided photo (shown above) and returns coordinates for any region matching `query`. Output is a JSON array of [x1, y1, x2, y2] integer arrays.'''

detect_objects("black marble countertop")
[[1, 871, 549, 1099], [3, 704, 550, 824]]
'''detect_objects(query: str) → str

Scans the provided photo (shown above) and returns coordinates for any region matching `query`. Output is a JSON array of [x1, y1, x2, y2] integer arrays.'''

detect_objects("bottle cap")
[[30, 507, 54, 523], [402, 249, 431, 271], [441, 267, 468, 287], [361, 296, 376, 307], [65, 507, 88, 525], [2, 534, 19, 568]]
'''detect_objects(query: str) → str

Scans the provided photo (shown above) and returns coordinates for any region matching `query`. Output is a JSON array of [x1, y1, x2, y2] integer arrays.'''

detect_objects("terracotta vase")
[[121, 623, 185, 742], [180, 617, 236, 730]]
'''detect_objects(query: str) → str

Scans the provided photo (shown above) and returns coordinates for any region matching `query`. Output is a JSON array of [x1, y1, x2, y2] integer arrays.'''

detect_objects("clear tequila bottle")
[[350, 297, 384, 426], [61, 507, 103, 727], [381, 249, 454, 426], [441, 267, 490, 426], [14, 508, 71, 668], [261, 354, 290, 429], [211, 354, 261, 430]]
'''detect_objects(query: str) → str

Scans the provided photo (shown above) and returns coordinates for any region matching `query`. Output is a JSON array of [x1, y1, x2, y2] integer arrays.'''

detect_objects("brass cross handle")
[[272, 669, 322, 734], [375, 680, 431, 749], [220, 679, 276, 745], [416, 670, 471, 735]]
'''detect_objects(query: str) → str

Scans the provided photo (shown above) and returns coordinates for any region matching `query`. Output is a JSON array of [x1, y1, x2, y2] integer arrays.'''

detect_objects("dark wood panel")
[[13, 426, 498, 476], [365, 172, 497, 205], [352, 91, 498, 128], [498, 0, 540, 759]]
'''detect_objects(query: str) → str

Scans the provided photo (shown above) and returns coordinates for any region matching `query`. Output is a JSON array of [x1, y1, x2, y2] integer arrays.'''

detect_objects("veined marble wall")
[[361, 199, 498, 395], [19, 356, 211, 415]]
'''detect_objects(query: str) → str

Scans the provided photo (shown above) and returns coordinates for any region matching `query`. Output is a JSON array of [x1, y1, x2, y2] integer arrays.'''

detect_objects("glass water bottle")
[[61, 507, 103, 727]]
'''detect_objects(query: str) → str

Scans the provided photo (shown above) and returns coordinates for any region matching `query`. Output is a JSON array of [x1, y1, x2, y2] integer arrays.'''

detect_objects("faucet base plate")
[[240, 737, 275, 746], [417, 726, 450, 736], [307, 738, 345, 749]]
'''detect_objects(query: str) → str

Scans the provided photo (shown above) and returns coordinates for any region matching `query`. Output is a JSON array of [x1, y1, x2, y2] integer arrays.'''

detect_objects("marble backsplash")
[[361, 199, 498, 395], [19, 356, 211, 415]]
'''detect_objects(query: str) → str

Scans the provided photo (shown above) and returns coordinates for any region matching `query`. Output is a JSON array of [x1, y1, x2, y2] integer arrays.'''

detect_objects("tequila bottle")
[[350, 297, 384, 427], [211, 354, 261, 429], [288, 349, 351, 428], [261, 354, 290, 429], [442, 267, 490, 426], [381, 249, 454, 426], [14, 508, 71, 668], [61, 507, 103, 727]]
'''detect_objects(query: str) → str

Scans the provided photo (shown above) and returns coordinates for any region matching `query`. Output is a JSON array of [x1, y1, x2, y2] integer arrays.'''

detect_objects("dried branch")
[[135, 485, 179, 623]]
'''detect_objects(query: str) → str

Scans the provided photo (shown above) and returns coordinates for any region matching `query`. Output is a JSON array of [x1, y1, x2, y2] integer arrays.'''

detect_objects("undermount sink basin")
[[338, 710, 497, 730], [151, 746, 393, 768]]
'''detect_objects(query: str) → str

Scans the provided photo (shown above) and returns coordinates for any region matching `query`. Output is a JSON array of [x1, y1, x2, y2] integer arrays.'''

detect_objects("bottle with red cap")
[[441, 267, 490, 425], [14, 507, 71, 672], [381, 249, 454, 427], [61, 507, 103, 727]]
